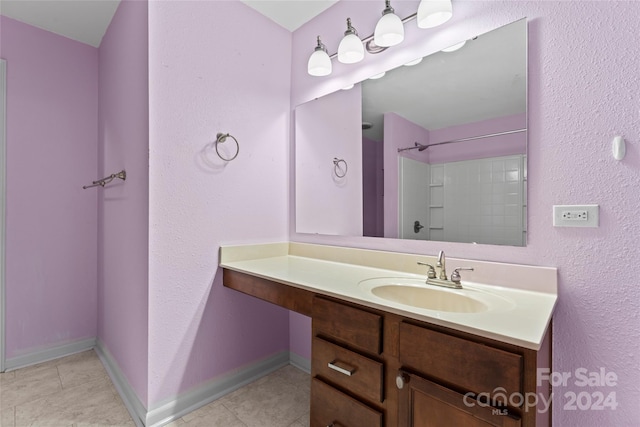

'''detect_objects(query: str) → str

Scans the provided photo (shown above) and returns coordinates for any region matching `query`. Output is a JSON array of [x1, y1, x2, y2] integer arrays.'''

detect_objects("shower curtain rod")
[[397, 128, 527, 153]]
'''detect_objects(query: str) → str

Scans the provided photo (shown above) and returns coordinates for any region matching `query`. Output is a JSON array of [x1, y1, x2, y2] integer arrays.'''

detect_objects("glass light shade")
[[369, 71, 386, 80], [374, 12, 405, 47], [441, 40, 466, 52], [417, 0, 453, 29], [307, 49, 332, 76], [404, 57, 423, 66], [338, 33, 364, 64]]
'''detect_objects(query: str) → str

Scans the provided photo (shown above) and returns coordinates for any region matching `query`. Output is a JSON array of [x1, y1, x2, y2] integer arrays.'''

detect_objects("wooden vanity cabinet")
[[397, 322, 525, 427], [311, 297, 385, 427], [222, 270, 551, 427]]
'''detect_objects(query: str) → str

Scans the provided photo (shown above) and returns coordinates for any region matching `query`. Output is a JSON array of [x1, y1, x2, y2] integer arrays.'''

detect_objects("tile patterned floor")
[[0, 350, 310, 427]]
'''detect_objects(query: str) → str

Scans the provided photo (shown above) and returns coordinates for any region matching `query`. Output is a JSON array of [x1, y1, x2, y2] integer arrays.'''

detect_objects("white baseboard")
[[95, 339, 147, 427], [4, 337, 96, 371], [289, 351, 311, 373], [146, 351, 290, 427], [79, 342, 309, 427]]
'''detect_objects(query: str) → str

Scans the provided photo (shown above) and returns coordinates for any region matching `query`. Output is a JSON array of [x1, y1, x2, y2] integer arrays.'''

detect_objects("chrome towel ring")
[[215, 132, 239, 161], [83, 170, 126, 189], [333, 158, 348, 178]]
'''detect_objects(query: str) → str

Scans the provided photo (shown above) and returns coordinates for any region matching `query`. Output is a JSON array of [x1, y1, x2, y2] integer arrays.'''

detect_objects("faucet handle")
[[451, 267, 474, 284], [417, 262, 437, 279]]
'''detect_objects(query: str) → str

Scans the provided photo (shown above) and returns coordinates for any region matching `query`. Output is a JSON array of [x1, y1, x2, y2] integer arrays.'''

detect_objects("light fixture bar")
[[327, 12, 418, 59]]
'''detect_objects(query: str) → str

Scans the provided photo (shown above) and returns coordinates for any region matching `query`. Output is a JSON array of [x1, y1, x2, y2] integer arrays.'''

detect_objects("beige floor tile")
[[220, 370, 310, 427], [181, 400, 246, 427], [1, 406, 15, 427], [269, 365, 310, 389], [288, 413, 310, 427], [15, 376, 131, 427], [0, 365, 62, 410], [0, 370, 16, 381], [56, 350, 108, 389]]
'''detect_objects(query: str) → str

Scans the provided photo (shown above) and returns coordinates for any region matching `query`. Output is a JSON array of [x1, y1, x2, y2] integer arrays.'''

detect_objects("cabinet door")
[[311, 378, 383, 427], [397, 371, 521, 427]]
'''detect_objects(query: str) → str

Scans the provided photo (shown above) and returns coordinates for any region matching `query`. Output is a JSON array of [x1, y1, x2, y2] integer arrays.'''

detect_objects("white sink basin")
[[359, 277, 515, 314]]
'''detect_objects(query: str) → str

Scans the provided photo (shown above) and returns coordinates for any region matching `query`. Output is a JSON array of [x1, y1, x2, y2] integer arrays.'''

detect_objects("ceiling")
[[0, 0, 336, 47]]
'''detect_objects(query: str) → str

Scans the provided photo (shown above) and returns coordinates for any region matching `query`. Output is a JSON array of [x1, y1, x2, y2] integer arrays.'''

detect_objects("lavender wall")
[[291, 1, 640, 425], [296, 86, 362, 236], [429, 113, 526, 164], [362, 135, 383, 237], [0, 16, 98, 359], [148, 1, 291, 406], [97, 0, 149, 405], [384, 112, 430, 238]]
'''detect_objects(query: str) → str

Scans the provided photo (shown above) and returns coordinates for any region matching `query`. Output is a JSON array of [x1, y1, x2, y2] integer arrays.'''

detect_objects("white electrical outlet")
[[553, 205, 599, 227]]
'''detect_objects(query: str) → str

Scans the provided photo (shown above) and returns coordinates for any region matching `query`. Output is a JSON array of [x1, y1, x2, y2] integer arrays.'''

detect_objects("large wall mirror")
[[295, 19, 527, 246]]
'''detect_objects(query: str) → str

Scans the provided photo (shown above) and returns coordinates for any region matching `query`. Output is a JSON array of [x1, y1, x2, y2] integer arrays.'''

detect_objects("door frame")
[[0, 59, 7, 372]]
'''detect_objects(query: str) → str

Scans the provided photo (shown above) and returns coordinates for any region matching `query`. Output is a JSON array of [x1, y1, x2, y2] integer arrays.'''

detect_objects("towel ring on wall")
[[333, 158, 348, 178], [215, 132, 239, 161], [83, 170, 126, 189]]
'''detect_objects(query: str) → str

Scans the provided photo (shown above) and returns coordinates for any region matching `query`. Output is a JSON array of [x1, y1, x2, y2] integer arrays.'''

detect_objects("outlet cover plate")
[[553, 205, 599, 227]]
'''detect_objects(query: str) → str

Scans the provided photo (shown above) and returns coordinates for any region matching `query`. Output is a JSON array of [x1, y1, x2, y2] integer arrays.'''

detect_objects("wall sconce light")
[[374, 0, 405, 47], [307, 0, 454, 76], [338, 18, 365, 64], [417, 0, 453, 29], [307, 36, 332, 76]]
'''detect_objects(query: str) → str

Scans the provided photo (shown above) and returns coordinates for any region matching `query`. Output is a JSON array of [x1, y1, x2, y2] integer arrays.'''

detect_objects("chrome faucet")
[[437, 250, 447, 280], [417, 251, 474, 289]]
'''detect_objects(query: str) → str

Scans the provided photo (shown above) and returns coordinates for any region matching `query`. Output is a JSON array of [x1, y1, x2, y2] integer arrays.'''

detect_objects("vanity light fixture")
[[341, 83, 355, 90], [441, 40, 466, 52], [306, 1, 455, 76], [338, 18, 365, 64], [404, 57, 423, 66], [374, 0, 405, 47], [369, 71, 386, 79], [417, 0, 453, 29], [307, 36, 332, 76]]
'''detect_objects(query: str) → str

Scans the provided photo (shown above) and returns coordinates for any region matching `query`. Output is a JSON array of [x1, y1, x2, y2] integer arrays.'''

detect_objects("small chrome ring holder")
[[333, 158, 348, 178], [215, 132, 239, 161]]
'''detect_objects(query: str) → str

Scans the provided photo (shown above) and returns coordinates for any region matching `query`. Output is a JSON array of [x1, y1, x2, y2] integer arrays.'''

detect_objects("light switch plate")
[[553, 205, 599, 227]]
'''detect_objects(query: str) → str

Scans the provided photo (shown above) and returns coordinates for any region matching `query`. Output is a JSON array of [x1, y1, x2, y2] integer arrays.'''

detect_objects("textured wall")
[[0, 16, 98, 358], [291, 1, 640, 425], [148, 0, 291, 406], [97, 0, 149, 405]]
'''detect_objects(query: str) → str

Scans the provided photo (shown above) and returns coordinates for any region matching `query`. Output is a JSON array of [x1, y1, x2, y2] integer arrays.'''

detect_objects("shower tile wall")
[[429, 155, 525, 246]]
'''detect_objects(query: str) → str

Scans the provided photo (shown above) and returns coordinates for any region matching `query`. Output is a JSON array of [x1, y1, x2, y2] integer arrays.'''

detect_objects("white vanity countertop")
[[219, 242, 557, 350]]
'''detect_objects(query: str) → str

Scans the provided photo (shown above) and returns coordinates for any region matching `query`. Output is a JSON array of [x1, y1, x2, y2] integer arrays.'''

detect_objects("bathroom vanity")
[[220, 243, 556, 427]]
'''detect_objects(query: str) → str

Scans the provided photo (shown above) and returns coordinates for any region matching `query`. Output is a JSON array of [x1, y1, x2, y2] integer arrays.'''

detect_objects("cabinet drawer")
[[313, 297, 382, 355], [313, 337, 384, 403], [399, 322, 522, 400], [310, 378, 383, 427]]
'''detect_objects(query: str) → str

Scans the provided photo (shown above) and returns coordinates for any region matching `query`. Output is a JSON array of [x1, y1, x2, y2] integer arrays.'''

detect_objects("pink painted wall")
[[384, 112, 430, 238], [97, 0, 149, 405], [0, 16, 98, 358], [291, 1, 640, 425], [428, 113, 526, 164], [148, 1, 291, 406]]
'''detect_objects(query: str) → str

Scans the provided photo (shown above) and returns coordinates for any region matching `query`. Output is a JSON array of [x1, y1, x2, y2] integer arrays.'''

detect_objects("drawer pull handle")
[[328, 361, 355, 376]]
